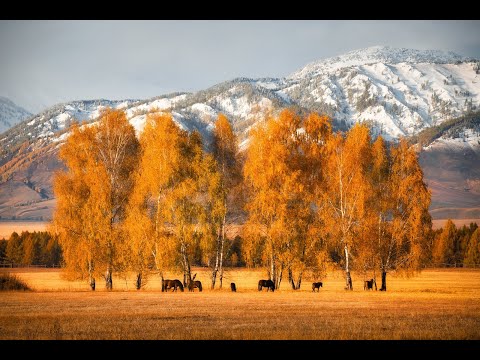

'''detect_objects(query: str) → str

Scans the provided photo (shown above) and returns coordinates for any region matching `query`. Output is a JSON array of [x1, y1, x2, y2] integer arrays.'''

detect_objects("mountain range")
[[0, 97, 31, 134], [1, 46, 479, 223]]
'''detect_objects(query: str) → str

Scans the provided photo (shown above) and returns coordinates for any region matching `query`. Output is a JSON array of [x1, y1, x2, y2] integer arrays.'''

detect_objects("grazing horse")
[[312, 282, 323, 292], [364, 278, 376, 291], [188, 280, 203, 292], [187, 273, 202, 292], [163, 279, 184, 292], [258, 279, 275, 292], [230, 282, 237, 292]]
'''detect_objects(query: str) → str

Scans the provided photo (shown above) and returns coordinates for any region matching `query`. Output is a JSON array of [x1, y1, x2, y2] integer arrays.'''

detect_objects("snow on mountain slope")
[[285, 46, 480, 139], [419, 127, 480, 220], [1, 46, 480, 221], [0, 97, 32, 134], [290, 46, 469, 79]]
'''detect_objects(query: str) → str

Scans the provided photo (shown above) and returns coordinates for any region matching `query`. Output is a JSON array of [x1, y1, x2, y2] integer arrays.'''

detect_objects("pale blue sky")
[[1, 20, 479, 113]]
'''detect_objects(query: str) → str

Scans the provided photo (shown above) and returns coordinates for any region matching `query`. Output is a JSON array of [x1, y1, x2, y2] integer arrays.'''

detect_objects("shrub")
[[0, 273, 31, 291]]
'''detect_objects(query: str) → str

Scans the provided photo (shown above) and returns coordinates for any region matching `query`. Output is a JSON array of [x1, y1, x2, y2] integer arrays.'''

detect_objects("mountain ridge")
[[0, 97, 32, 134], [1, 46, 479, 221]]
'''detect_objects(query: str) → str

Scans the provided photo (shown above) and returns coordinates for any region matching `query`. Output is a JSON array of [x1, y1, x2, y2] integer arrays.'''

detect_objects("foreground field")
[[0, 268, 479, 339]]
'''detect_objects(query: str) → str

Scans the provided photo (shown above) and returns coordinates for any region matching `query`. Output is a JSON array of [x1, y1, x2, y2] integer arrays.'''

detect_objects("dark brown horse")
[[230, 282, 237, 292], [258, 279, 275, 292], [163, 279, 184, 292], [312, 282, 323, 292], [364, 278, 377, 291], [186, 273, 202, 292], [188, 280, 203, 292]]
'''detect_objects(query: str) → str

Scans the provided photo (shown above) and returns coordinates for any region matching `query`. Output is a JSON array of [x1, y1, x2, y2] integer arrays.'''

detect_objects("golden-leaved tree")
[[464, 228, 480, 266], [321, 123, 373, 290], [432, 219, 457, 266], [159, 130, 223, 288], [356, 135, 390, 286], [244, 109, 327, 289], [375, 138, 431, 291], [52, 108, 139, 290], [243, 110, 297, 289], [123, 113, 183, 289], [286, 113, 332, 289], [210, 114, 241, 289]]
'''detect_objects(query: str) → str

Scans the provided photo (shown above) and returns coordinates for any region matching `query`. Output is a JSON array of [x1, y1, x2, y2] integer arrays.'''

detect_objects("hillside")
[[0, 46, 479, 221], [0, 97, 32, 134], [417, 111, 480, 220]]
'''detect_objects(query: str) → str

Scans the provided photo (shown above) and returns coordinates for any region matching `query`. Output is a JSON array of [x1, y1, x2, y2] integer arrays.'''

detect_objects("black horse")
[[364, 278, 377, 291], [258, 279, 275, 292], [186, 274, 202, 292], [312, 282, 323, 292], [163, 279, 184, 292], [188, 280, 203, 292], [230, 282, 237, 292]]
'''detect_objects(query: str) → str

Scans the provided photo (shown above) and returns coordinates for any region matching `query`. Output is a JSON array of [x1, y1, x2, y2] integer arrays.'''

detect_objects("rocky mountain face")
[[1, 46, 479, 221], [0, 97, 32, 134]]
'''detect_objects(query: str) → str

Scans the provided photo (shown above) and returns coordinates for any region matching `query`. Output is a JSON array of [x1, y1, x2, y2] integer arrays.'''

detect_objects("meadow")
[[0, 267, 479, 340]]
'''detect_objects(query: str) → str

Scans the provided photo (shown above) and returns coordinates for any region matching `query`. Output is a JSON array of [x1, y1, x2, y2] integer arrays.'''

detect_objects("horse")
[[312, 282, 323, 292], [258, 279, 275, 292], [230, 282, 237, 292], [163, 279, 184, 292], [188, 280, 203, 292], [364, 278, 376, 291], [187, 273, 202, 292]]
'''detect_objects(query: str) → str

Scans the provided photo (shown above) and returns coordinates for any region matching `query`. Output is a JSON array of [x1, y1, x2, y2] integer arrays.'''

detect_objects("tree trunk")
[[161, 272, 165, 292], [105, 266, 113, 290], [88, 260, 95, 291], [380, 271, 387, 291], [344, 245, 353, 290], [219, 267, 224, 289], [276, 264, 283, 290], [219, 213, 226, 289], [211, 233, 220, 289], [89, 276, 96, 291], [181, 242, 191, 288], [296, 271, 303, 290], [288, 269, 303, 290], [288, 268, 296, 289], [135, 272, 142, 290], [270, 252, 276, 286]]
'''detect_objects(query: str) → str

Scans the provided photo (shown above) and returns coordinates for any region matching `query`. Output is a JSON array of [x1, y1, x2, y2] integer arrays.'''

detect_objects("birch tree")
[[321, 123, 372, 290], [53, 109, 139, 290], [210, 114, 241, 289]]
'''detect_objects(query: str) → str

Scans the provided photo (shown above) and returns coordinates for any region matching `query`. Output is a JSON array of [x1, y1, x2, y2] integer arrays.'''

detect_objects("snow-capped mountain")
[[1, 46, 479, 221], [0, 97, 32, 134], [285, 46, 479, 139], [290, 45, 470, 79], [418, 115, 480, 221]]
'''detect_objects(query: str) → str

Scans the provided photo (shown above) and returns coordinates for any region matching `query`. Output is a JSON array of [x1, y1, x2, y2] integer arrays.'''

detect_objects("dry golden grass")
[[0, 267, 479, 339]]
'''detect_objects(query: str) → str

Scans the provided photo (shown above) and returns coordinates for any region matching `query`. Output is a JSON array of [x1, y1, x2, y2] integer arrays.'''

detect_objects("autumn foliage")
[[52, 107, 432, 291]]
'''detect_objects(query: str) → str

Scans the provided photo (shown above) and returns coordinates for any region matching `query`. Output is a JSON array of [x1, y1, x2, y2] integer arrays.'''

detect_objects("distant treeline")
[[413, 110, 480, 146], [430, 220, 479, 267], [0, 231, 62, 267], [1, 219, 478, 271]]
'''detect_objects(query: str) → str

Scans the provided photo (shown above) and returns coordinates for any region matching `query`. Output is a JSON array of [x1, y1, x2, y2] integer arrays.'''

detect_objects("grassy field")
[[0, 267, 479, 340]]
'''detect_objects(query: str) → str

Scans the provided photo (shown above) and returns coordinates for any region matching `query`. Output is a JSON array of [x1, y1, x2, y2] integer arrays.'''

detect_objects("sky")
[[1, 20, 480, 114]]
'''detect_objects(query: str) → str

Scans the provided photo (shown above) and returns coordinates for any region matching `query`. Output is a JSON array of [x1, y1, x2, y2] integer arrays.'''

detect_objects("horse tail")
[[198, 281, 202, 292], [178, 281, 184, 292]]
